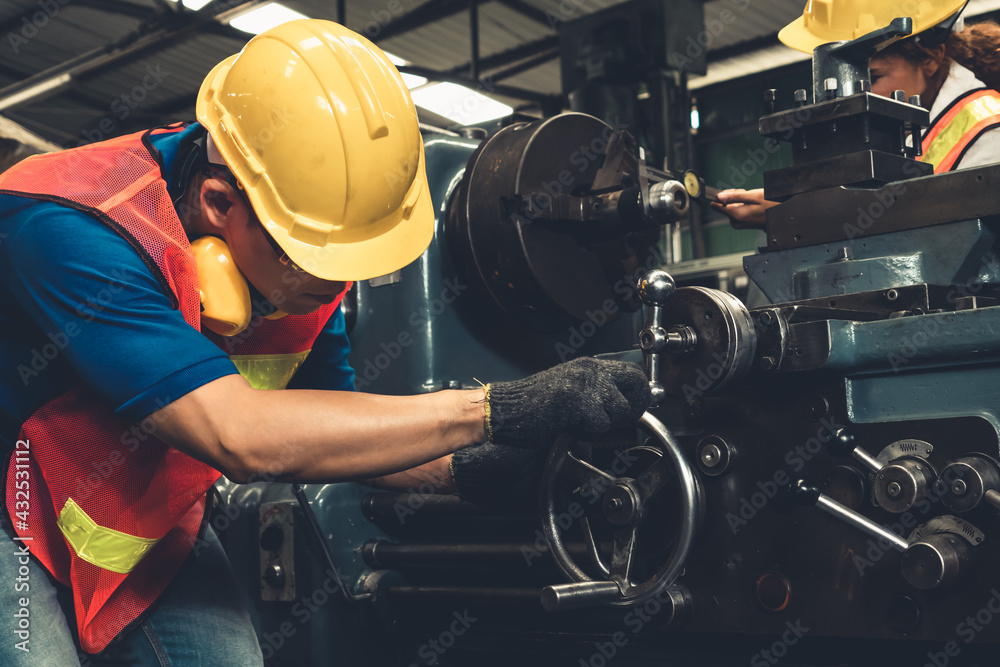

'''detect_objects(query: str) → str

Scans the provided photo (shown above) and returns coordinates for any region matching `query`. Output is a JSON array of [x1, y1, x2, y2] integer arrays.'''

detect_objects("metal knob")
[[937, 455, 1000, 513], [874, 458, 935, 514], [263, 563, 286, 588], [638, 270, 676, 306], [901, 533, 970, 590]]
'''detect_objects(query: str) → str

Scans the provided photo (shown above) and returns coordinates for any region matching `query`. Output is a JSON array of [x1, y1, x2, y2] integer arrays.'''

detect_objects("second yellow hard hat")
[[778, 0, 968, 53]]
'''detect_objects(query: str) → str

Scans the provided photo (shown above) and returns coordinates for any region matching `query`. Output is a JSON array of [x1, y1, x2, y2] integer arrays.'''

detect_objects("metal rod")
[[816, 495, 909, 552], [337, 0, 346, 25], [984, 489, 1000, 511], [542, 581, 622, 611], [469, 0, 480, 80], [363, 541, 590, 568], [292, 484, 371, 602], [851, 449, 883, 476], [387, 586, 543, 602], [361, 492, 510, 522]]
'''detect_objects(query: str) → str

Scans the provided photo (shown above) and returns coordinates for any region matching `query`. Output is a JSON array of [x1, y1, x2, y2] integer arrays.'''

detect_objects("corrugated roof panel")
[[4, 6, 143, 75], [502, 59, 561, 94], [379, 3, 556, 73], [9, 0, 997, 143], [702, 0, 805, 51]]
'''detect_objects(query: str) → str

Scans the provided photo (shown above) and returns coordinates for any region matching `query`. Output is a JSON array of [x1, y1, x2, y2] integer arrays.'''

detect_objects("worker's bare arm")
[[150, 374, 485, 483], [362, 455, 456, 493]]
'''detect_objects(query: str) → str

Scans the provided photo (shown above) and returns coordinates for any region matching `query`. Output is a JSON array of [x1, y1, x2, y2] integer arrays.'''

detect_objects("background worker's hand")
[[485, 357, 651, 448], [711, 188, 777, 229]]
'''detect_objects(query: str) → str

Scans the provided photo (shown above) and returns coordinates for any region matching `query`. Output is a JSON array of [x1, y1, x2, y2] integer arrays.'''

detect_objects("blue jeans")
[[0, 519, 264, 666]]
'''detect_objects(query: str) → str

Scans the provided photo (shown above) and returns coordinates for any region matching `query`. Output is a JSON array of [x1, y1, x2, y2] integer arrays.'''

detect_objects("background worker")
[[0, 20, 650, 666], [714, 0, 1000, 228]]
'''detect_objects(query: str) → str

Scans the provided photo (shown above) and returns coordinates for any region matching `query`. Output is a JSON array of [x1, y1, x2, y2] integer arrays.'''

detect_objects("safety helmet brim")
[[778, 1, 967, 54], [195, 21, 435, 282]]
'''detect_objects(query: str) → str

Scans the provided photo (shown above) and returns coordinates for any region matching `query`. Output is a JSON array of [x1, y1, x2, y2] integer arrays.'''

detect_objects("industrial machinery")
[[215, 16, 1000, 667]]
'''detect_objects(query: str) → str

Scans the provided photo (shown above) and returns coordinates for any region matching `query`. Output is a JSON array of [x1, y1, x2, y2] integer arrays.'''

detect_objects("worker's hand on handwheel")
[[484, 357, 651, 448]]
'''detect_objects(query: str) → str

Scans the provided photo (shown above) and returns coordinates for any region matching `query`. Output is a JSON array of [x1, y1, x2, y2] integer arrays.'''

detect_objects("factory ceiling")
[[2, 0, 1000, 148]]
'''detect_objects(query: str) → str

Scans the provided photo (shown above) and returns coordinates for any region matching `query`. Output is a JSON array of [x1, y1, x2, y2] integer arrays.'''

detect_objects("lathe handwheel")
[[539, 412, 700, 610]]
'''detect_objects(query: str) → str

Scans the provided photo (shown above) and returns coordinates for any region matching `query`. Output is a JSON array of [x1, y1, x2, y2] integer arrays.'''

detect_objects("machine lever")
[[828, 428, 882, 476], [541, 581, 623, 611], [637, 269, 683, 407], [790, 479, 909, 553], [986, 489, 1000, 512]]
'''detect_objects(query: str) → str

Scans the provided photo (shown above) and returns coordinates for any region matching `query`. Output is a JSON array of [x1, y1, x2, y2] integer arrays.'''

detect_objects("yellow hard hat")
[[778, 0, 967, 53], [196, 19, 434, 281]]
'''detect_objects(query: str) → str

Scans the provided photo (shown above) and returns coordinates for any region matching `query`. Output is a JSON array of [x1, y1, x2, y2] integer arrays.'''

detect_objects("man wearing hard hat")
[[0, 20, 649, 665]]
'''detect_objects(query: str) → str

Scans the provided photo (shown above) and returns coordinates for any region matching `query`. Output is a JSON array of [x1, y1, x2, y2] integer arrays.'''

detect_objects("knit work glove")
[[485, 357, 651, 448], [450, 443, 546, 509]]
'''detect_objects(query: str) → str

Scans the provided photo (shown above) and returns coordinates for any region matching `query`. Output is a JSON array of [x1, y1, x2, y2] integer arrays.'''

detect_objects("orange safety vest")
[[921, 88, 1000, 173], [0, 126, 346, 653]]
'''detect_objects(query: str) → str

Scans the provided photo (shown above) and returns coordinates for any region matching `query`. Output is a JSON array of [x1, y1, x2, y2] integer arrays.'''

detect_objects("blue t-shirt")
[[0, 124, 354, 447]]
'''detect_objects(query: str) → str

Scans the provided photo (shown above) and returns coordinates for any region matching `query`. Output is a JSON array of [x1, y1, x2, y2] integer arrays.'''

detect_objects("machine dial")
[[937, 454, 1000, 513], [873, 458, 937, 514]]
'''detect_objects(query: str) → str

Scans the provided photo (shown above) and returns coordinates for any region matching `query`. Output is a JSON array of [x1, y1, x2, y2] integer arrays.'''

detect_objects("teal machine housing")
[[214, 20, 1000, 666]]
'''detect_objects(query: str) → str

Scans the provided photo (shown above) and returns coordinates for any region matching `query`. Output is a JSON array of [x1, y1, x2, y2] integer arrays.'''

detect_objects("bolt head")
[[701, 444, 722, 467], [952, 480, 968, 496], [887, 481, 902, 497]]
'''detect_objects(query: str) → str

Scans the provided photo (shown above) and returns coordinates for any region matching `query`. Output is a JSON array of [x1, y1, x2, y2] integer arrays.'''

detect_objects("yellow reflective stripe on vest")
[[923, 93, 1000, 169], [230, 350, 311, 390], [57, 498, 159, 574]]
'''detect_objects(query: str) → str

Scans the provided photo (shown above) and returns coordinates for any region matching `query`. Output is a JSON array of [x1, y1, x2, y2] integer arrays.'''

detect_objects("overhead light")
[[167, 0, 214, 9], [409, 82, 513, 126], [227, 2, 309, 34], [383, 52, 428, 90]]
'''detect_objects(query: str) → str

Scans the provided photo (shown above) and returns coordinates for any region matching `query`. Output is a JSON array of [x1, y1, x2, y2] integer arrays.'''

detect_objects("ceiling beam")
[[491, 48, 559, 82], [397, 64, 558, 105], [443, 35, 558, 77], [492, 0, 553, 28], [365, 0, 469, 43], [0, 0, 264, 113]]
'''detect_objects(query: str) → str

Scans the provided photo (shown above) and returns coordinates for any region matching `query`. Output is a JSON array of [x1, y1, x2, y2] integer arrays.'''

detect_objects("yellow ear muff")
[[192, 236, 252, 336]]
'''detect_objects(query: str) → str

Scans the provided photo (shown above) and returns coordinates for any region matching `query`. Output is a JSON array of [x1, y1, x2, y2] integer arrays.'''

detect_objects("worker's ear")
[[920, 44, 948, 78], [200, 177, 240, 233]]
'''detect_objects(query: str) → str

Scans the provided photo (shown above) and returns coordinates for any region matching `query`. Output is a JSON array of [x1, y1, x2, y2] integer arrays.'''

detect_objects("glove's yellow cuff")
[[483, 383, 493, 442]]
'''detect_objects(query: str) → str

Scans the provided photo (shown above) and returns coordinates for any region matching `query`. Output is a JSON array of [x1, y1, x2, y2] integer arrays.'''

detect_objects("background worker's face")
[[199, 178, 348, 315], [870, 53, 929, 99], [869, 44, 947, 107]]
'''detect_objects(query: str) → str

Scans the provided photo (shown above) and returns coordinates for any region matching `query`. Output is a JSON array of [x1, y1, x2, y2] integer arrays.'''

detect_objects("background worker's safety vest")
[[921, 88, 1000, 172], [0, 126, 345, 653]]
